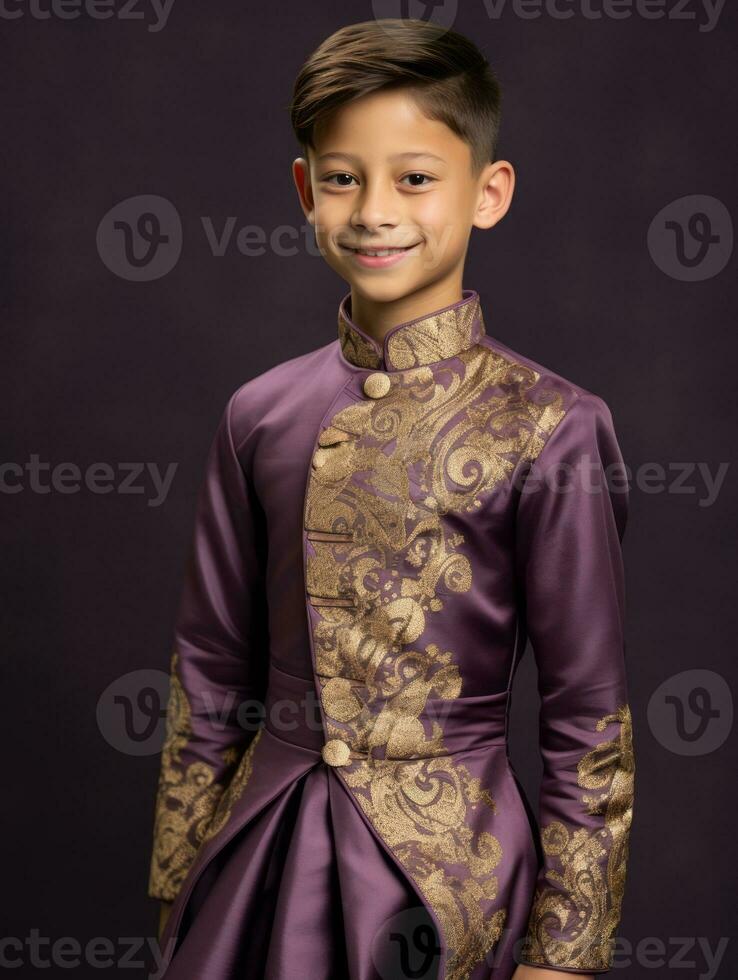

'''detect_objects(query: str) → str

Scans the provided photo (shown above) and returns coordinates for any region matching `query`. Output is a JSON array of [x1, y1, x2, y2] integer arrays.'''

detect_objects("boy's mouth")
[[339, 242, 420, 255], [339, 242, 422, 257], [338, 241, 422, 268]]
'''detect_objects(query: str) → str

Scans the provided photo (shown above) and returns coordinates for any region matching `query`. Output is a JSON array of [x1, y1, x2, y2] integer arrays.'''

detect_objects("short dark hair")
[[289, 19, 502, 174]]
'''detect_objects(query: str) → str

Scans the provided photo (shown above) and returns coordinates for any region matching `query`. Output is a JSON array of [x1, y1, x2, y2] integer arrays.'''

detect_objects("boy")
[[148, 18, 635, 980]]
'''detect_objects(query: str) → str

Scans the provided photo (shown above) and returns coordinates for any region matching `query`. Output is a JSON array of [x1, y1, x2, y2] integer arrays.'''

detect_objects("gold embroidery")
[[388, 296, 484, 370], [520, 703, 635, 971], [337, 318, 383, 370], [303, 340, 567, 978], [147, 652, 259, 902], [203, 727, 263, 841], [337, 290, 486, 371], [148, 651, 224, 901], [348, 757, 508, 979]]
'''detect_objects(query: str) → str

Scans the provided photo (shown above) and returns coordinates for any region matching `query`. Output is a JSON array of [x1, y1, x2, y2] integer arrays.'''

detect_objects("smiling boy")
[[291, 28, 512, 329], [149, 18, 635, 980]]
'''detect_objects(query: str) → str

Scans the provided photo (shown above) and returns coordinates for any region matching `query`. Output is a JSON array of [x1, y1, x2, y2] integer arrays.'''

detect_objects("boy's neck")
[[348, 275, 465, 348]]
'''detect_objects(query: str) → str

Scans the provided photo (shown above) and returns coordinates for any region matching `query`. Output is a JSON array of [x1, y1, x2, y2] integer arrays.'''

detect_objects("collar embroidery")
[[337, 289, 486, 371]]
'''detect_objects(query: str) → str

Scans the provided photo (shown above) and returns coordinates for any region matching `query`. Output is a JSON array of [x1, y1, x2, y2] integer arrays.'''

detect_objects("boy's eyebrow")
[[316, 151, 446, 164]]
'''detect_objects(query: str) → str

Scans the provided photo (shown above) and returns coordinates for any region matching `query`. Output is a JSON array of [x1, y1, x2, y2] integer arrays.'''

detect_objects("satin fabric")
[[148, 289, 634, 979]]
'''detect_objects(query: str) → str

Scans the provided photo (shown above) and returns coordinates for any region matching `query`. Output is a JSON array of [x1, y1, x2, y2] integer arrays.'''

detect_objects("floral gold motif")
[[519, 703, 635, 971], [203, 727, 263, 842], [304, 304, 568, 978], [147, 651, 261, 902]]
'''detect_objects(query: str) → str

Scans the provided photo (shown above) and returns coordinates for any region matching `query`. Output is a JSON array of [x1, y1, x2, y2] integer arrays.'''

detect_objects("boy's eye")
[[322, 173, 358, 186], [400, 173, 434, 187]]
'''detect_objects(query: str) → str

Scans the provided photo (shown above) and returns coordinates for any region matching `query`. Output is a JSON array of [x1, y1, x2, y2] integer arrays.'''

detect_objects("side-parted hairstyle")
[[289, 19, 502, 175]]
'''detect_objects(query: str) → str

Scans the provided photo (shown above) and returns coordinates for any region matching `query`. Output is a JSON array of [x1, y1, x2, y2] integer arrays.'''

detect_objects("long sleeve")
[[513, 391, 635, 972], [147, 389, 269, 903]]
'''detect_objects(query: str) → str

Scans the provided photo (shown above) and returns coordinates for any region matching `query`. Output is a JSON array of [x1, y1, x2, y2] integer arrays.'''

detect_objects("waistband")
[[264, 661, 508, 762]]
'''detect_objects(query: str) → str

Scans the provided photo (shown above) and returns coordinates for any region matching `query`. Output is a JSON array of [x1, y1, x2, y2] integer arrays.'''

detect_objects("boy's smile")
[[338, 240, 422, 268], [293, 88, 514, 335]]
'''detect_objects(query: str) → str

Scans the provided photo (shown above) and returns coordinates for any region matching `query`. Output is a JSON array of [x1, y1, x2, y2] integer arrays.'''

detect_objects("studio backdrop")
[[3, 2, 736, 978]]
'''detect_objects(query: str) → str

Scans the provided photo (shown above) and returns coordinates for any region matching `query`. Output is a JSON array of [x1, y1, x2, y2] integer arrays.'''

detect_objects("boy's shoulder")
[[223, 340, 337, 441], [478, 332, 615, 428], [231, 340, 333, 397], [479, 332, 597, 401], [221, 329, 617, 449], [476, 332, 624, 470]]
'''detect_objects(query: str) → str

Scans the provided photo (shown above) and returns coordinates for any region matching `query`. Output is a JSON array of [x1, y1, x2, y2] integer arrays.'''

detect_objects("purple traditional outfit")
[[148, 289, 635, 980]]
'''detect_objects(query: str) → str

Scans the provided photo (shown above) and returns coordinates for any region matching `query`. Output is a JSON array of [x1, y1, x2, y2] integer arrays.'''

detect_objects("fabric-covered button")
[[321, 738, 351, 767], [363, 372, 391, 399]]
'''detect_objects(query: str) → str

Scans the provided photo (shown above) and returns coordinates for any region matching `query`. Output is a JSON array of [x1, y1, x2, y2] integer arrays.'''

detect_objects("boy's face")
[[293, 88, 513, 306]]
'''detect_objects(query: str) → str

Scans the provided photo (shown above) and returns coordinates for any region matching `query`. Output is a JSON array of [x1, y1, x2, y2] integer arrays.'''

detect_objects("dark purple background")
[[3, 2, 736, 976]]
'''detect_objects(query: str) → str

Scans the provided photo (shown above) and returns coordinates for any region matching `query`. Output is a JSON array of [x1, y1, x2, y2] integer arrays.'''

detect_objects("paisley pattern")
[[203, 727, 264, 842], [148, 651, 259, 902], [143, 286, 636, 980], [304, 306, 568, 977], [347, 757, 508, 979], [519, 703, 635, 971]]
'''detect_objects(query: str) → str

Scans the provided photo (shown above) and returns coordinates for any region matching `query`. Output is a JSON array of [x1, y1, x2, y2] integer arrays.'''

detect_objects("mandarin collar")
[[337, 288, 486, 372]]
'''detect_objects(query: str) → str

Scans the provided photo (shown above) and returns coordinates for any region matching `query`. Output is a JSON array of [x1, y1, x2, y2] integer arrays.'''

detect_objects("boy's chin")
[[339, 268, 438, 303], [345, 277, 421, 303]]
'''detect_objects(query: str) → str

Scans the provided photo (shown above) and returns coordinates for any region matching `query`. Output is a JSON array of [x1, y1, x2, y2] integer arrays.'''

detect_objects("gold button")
[[312, 448, 328, 469], [363, 372, 391, 399], [321, 738, 351, 767]]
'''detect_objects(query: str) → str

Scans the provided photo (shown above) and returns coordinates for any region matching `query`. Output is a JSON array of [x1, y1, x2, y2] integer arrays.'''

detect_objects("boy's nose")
[[351, 186, 400, 231]]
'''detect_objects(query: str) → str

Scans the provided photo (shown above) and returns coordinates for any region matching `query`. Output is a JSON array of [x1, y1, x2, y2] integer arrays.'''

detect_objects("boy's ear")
[[473, 160, 515, 231], [292, 157, 315, 224]]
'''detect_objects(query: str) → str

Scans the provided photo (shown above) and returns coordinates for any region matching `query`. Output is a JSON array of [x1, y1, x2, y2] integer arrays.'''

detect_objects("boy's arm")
[[513, 392, 635, 973], [147, 389, 269, 905]]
